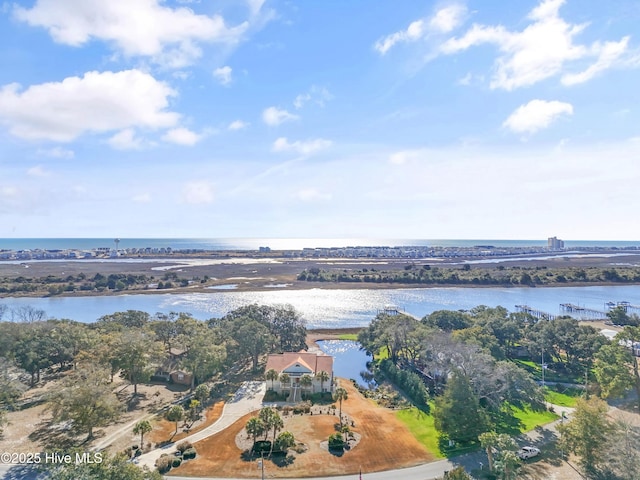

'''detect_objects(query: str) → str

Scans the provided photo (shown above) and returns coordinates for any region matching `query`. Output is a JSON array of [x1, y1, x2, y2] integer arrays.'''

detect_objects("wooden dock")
[[515, 305, 557, 321], [559, 303, 608, 320]]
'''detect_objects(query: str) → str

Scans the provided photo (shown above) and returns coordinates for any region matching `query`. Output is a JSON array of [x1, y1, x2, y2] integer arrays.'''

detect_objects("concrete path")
[[135, 381, 266, 471]]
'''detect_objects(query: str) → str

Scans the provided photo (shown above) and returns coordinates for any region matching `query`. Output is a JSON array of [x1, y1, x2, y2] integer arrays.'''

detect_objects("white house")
[[265, 351, 334, 402]]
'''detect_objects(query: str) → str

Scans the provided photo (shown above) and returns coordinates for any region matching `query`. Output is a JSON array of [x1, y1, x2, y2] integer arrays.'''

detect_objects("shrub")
[[155, 456, 173, 473], [176, 441, 192, 453], [252, 441, 271, 454], [328, 433, 344, 451], [172, 458, 182, 468], [182, 447, 197, 459], [274, 431, 295, 452]]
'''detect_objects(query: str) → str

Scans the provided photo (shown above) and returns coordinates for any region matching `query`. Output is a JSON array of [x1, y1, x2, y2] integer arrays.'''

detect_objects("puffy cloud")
[[440, 0, 632, 90], [503, 99, 573, 134], [181, 181, 214, 204], [108, 128, 144, 150], [374, 4, 466, 54], [272, 137, 332, 155], [162, 127, 202, 146], [14, 0, 249, 68], [228, 120, 249, 130], [0, 69, 179, 142], [213, 66, 233, 85], [262, 106, 299, 126]]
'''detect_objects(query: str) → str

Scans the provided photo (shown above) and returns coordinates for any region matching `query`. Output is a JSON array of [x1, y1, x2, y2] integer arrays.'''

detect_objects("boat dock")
[[606, 301, 640, 314], [515, 305, 557, 321], [559, 303, 608, 320]]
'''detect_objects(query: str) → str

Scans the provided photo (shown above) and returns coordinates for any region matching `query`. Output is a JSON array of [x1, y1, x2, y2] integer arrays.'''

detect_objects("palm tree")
[[265, 368, 279, 391], [269, 414, 284, 455], [165, 405, 184, 436], [300, 374, 313, 395], [246, 417, 265, 446], [132, 419, 152, 449], [333, 387, 348, 425], [315, 370, 330, 393], [279, 372, 290, 390]]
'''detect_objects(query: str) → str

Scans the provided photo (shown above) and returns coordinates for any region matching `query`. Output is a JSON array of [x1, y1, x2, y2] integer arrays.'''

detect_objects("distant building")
[[547, 236, 565, 250]]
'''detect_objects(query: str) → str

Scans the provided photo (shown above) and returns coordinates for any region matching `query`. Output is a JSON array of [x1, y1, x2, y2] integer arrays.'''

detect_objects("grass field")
[[338, 333, 358, 340], [397, 403, 559, 458], [544, 386, 583, 407], [395, 406, 444, 459]]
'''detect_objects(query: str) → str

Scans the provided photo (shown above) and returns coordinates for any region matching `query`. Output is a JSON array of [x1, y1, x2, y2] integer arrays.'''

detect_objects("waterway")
[[1, 285, 639, 328], [316, 340, 373, 389]]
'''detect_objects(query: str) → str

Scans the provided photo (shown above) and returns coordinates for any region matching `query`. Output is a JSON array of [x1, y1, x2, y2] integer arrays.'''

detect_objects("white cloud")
[[388, 150, 426, 165], [0, 69, 179, 142], [14, 0, 249, 68], [181, 181, 214, 204], [36, 147, 75, 159], [228, 120, 249, 130], [262, 107, 299, 126], [213, 66, 233, 85], [429, 4, 468, 34], [374, 4, 466, 54], [440, 0, 632, 90], [108, 128, 144, 150], [562, 37, 630, 85], [293, 86, 333, 109], [27, 165, 50, 177], [296, 188, 332, 202], [132, 193, 152, 203], [272, 137, 332, 155], [503, 99, 573, 134], [162, 127, 202, 146]]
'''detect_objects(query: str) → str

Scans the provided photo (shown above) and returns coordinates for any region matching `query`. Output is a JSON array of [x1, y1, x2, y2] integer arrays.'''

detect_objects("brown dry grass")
[[148, 401, 225, 445], [170, 381, 434, 478]]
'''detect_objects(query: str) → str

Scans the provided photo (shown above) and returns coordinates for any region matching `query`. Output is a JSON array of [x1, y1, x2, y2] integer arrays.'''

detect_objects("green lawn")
[[395, 406, 444, 459], [337, 333, 358, 340], [543, 386, 582, 407], [396, 404, 558, 458], [512, 406, 559, 431]]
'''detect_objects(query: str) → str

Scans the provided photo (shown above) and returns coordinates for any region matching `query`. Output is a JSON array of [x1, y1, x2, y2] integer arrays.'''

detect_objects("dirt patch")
[[170, 380, 434, 478]]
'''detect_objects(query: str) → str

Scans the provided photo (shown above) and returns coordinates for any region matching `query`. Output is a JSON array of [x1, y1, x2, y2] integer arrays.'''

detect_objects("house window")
[[178, 373, 184, 381]]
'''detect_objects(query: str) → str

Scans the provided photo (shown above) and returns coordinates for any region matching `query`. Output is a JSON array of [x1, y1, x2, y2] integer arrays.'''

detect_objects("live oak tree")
[[114, 330, 163, 395], [47, 363, 122, 440], [180, 326, 226, 389], [594, 326, 640, 412]]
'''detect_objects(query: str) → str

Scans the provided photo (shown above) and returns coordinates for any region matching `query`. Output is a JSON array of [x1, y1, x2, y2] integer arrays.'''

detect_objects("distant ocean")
[[1, 238, 640, 251]]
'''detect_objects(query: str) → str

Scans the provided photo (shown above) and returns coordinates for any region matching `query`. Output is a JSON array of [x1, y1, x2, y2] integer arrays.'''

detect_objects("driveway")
[[135, 381, 266, 471]]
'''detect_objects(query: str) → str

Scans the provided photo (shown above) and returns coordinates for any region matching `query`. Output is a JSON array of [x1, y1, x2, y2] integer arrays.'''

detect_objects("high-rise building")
[[547, 236, 564, 250]]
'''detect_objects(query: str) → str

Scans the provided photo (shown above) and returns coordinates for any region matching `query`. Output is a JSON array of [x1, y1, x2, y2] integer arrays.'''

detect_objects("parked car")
[[517, 446, 541, 460]]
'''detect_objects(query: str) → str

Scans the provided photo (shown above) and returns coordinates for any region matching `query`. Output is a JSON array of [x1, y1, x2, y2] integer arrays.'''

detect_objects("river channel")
[[1, 285, 640, 328]]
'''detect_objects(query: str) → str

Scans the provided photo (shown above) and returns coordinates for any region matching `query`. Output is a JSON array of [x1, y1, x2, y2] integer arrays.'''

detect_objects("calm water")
[[2, 238, 640, 251], [317, 340, 373, 388], [1, 285, 639, 327]]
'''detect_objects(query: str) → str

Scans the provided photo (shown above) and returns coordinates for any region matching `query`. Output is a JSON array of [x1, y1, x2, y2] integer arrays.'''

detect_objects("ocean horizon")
[[1, 237, 640, 252]]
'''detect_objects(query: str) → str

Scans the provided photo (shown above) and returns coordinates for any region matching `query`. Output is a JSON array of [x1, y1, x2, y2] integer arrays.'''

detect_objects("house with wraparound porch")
[[265, 351, 334, 402]]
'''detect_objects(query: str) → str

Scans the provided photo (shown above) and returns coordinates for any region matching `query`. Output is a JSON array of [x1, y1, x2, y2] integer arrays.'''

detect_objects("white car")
[[517, 446, 541, 460]]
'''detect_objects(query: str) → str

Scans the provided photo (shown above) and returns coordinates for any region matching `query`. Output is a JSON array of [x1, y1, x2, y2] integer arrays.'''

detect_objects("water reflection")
[[316, 340, 375, 389]]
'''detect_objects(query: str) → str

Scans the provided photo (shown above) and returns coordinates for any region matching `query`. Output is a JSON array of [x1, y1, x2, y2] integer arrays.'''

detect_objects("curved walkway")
[[135, 381, 266, 471]]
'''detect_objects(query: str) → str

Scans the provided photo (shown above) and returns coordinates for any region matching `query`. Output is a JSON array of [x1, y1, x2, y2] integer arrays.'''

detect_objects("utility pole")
[[541, 346, 545, 388], [257, 451, 264, 480]]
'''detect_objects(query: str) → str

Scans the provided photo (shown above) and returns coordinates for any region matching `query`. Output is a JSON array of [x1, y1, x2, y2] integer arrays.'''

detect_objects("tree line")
[[0, 304, 306, 443], [298, 264, 640, 286]]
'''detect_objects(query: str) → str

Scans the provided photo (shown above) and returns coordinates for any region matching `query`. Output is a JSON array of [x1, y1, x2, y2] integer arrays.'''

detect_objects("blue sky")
[[1, 0, 639, 240]]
